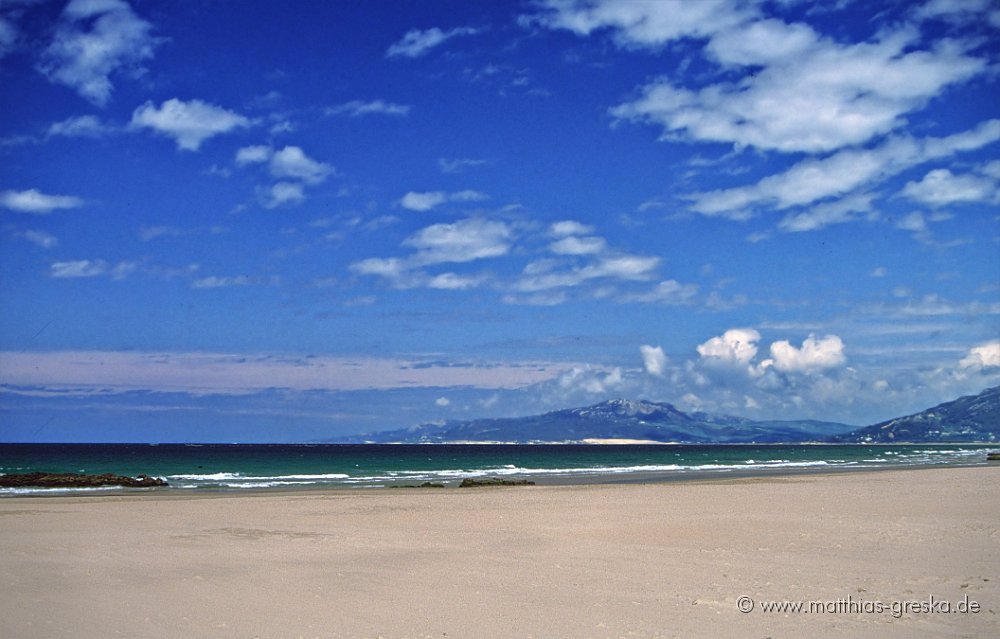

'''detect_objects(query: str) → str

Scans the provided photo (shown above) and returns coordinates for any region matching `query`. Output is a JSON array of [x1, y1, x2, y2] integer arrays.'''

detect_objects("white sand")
[[1, 466, 997, 638]]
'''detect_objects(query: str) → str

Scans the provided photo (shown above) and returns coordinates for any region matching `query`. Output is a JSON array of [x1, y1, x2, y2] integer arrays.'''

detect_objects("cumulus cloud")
[[557, 365, 624, 395], [386, 26, 479, 58], [640, 345, 667, 377], [0, 188, 83, 213], [326, 100, 411, 117], [959, 340, 1000, 371], [763, 335, 846, 374], [131, 98, 252, 151], [696, 328, 760, 366], [269, 146, 333, 184], [399, 190, 488, 211], [37, 0, 160, 106], [900, 168, 998, 206], [236, 145, 333, 208]]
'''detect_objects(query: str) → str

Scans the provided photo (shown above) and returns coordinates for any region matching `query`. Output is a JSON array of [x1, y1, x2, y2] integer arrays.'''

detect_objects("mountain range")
[[338, 386, 1000, 444]]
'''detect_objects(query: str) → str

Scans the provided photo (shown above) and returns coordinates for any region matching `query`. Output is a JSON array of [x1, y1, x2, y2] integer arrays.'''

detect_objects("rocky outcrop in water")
[[0, 472, 168, 488]]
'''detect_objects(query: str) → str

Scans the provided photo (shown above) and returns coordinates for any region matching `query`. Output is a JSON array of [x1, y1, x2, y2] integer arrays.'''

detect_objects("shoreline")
[[1, 460, 993, 500], [1, 465, 996, 638]]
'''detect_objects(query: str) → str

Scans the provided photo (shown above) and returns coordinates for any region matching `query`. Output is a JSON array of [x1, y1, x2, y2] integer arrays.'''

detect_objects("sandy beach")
[[1, 466, 997, 639]]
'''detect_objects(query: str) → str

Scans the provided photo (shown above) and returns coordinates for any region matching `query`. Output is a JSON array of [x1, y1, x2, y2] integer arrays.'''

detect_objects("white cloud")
[[696, 328, 760, 366], [50, 259, 108, 278], [138, 226, 183, 241], [0, 188, 83, 213], [326, 100, 410, 117], [549, 235, 607, 255], [350, 218, 511, 289], [235, 145, 272, 165], [609, 19, 986, 154], [522, 0, 751, 49], [131, 98, 251, 151], [21, 229, 58, 249], [778, 193, 875, 233], [191, 275, 252, 289], [900, 168, 998, 206], [269, 146, 333, 184], [37, 0, 159, 106], [514, 254, 660, 292], [959, 340, 1000, 371], [427, 272, 485, 290], [691, 119, 1000, 219], [46, 115, 111, 138], [895, 212, 928, 233], [260, 182, 305, 209], [386, 26, 479, 58], [550, 220, 594, 236], [557, 365, 624, 395], [639, 345, 667, 377], [764, 334, 846, 374], [621, 279, 698, 304], [399, 190, 488, 211], [439, 157, 488, 173], [405, 218, 512, 265]]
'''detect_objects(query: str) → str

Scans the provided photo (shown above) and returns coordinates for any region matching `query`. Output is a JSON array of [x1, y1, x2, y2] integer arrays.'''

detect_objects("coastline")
[[1, 455, 993, 497], [1, 465, 997, 638]]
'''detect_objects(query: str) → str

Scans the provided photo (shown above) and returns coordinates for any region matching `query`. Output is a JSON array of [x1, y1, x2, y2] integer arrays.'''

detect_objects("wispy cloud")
[[399, 190, 488, 211], [438, 157, 489, 174], [326, 99, 411, 117], [0, 188, 83, 213], [37, 0, 161, 106], [46, 115, 113, 139], [386, 25, 479, 58]]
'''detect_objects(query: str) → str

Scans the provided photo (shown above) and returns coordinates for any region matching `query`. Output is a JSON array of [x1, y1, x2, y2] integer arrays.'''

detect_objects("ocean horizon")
[[1, 443, 993, 495]]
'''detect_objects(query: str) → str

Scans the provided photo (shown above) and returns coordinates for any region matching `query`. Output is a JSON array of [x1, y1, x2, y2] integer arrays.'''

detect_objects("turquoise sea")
[[0, 443, 994, 495]]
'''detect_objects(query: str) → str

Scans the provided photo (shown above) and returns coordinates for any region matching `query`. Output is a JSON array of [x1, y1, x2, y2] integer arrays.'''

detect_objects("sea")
[[0, 443, 995, 495]]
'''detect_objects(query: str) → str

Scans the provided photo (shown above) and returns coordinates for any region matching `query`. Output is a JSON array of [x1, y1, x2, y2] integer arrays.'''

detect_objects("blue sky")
[[1, 0, 998, 442]]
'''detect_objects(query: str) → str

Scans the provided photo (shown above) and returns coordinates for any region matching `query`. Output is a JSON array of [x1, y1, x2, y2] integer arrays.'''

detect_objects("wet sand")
[[1, 466, 997, 638]]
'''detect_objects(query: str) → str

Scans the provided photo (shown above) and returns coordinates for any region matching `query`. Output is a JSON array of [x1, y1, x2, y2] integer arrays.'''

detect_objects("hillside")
[[833, 386, 1000, 443]]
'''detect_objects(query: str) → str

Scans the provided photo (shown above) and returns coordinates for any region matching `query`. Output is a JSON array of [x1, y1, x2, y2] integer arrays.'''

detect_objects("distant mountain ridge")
[[339, 398, 857, 444], [336, 386, 1000, 444], [833, 385, 1000, 443]]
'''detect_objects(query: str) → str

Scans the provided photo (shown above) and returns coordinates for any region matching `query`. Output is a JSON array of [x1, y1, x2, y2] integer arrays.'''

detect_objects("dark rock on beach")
[[458, 477, 535, 487], [0, 472, 168, 488], [391, 482, 446, 488]]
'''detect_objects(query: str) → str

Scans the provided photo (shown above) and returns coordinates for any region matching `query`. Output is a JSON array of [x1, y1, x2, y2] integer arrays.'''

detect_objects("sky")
[[1, 0, 999, 442]]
